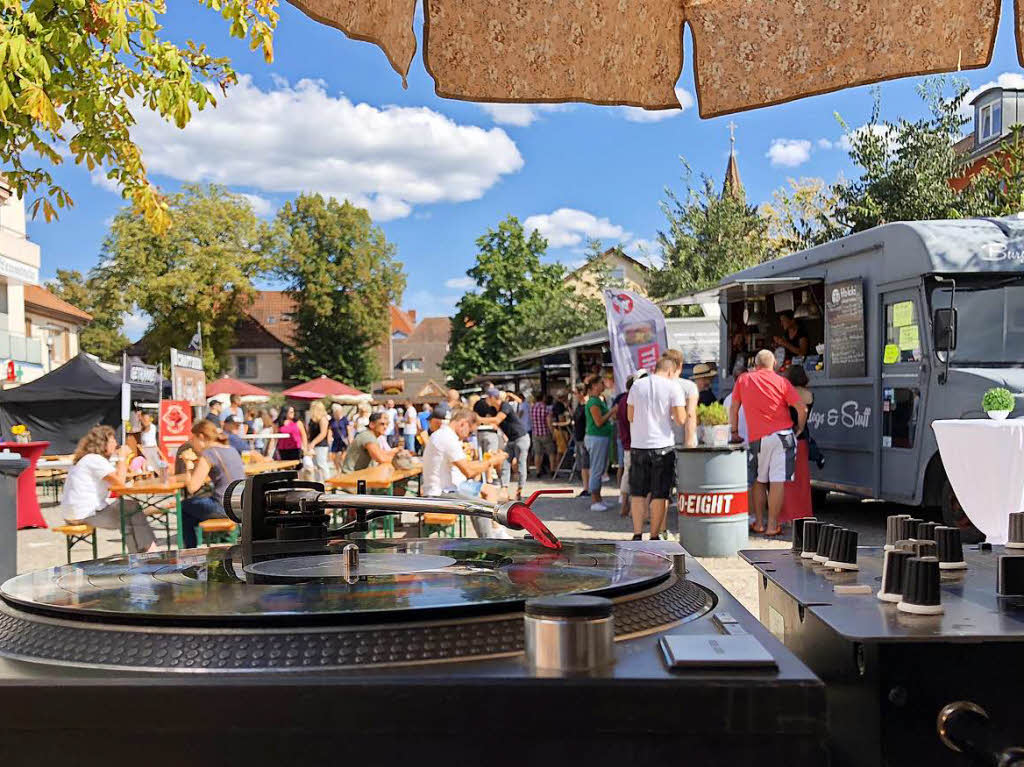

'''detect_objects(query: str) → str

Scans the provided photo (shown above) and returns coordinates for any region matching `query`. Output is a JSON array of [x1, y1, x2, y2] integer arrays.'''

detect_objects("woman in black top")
[[774, 310, 810, 361]]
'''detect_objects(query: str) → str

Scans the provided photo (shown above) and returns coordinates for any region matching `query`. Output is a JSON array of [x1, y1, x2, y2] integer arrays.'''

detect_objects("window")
[[882, 388, 920, 449], [392, 331, 408, 340], [264, 315, 276, 325], [884, 300, 921, 363], [609, 267, 626, 281], [236, 355, 258, 379], [979, 101, 1002, 142], [398, 358, 423, 372]]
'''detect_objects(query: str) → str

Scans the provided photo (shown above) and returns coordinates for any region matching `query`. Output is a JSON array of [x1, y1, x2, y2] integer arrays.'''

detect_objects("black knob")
[[791, 516, 816, 552], [814, 524, 840, 563], [878, 549, 915, 602], [936, 526, 967, 570], [898, 517, 924, 541], [826, 528, 858, 570], [897, 556, 943, 614], [916, 521, 940, 541], [801, 519, 821, 559], [885, 514, 911, 550], [1008, 512, 1024, 550]]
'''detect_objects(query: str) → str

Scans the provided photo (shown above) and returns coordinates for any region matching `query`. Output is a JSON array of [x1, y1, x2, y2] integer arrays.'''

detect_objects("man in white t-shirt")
[[421, 408, 507, 537], [626, 353, 693, 541], [384, 399, 399, 447]]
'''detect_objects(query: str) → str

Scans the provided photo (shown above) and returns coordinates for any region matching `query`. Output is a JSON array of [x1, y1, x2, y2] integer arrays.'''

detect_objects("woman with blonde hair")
[[60, 425, 158, 553], [306, 400, 332, 482], [180, 419, 244, 548]]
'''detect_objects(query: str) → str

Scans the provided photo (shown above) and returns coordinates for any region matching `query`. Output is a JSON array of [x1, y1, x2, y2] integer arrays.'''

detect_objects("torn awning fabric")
[[288, 0, 1001, 117]]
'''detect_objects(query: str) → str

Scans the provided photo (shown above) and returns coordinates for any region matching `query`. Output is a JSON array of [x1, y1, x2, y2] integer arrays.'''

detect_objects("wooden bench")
[[52, 524, 97, 563], [198, 518, 238, 545], [420, 513, 458, 538]]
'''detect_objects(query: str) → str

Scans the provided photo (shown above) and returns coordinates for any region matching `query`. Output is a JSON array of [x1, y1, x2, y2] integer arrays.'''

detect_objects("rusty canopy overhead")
[[288, 0, 1003, 117]]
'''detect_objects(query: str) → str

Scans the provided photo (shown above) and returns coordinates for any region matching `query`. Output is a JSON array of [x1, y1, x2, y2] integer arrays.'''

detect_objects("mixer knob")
[[813, 524, 840, 563], [897, 556, 944, 615], [801, 519, 821, 559], [878, 549, 915, 603], [915, 521, 940, 541], [935, 526, 968, 570], [791, 516, 816, 554], [1008, 512, 1024, 549], [825, 528, 858, 571], [885, 514, 911, 551], [898, 517, 924, 541]]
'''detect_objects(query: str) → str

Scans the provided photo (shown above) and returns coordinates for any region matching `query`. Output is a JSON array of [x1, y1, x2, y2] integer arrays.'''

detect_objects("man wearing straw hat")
[[692, 363, 718, 407]]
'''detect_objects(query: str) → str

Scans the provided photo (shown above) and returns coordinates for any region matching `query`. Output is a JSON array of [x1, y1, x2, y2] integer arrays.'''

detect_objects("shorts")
[[330, 438, 346, 454], [748, 430, 797, 484], [535, 433, 556, 455], [629, 447, 676, 500], [575, 440, 590, 470]]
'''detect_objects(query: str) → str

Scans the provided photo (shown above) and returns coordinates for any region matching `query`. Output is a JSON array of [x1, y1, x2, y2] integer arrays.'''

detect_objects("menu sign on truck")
[[824, 279, 866, 378]]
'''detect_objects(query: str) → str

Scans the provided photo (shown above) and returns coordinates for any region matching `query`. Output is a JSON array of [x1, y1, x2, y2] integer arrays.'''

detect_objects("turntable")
[[0, 472, 826, 766]]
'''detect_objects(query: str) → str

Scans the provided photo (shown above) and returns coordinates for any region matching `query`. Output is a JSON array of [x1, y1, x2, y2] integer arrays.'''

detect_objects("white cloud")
[[478, 103, 570, 127], [816, 138, 834, 150], [524, 208, 628, 248], [623, 237, 660, 267], [122, 308, 150, 342], [129, 75, 524, 221], [766, 138, 812, 167], [836, 123, 895, 152], [444, 275, 476, 290], [90, 170, 121, 194], [620, 89, 695, 123], [962, 73, 1024, 116], [239, 193, 274, 217]]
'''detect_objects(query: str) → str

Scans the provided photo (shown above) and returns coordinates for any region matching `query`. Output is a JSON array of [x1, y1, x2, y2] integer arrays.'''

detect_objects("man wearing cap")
[[692, 363, 718, 407]]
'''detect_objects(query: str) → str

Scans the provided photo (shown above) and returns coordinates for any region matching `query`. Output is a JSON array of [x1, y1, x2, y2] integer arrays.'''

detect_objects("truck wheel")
[[938, 477, 985, 544], [811, 488, 829, 513]]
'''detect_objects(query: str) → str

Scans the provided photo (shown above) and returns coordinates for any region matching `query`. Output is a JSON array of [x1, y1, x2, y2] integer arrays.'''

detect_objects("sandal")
[[749, 522, 766, 535], [764, 526, 784, 537]]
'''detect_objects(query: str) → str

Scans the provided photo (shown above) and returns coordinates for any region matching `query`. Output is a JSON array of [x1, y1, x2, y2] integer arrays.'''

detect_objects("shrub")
[[982, 387, 1015, 412], [697, 402, 729, 426]]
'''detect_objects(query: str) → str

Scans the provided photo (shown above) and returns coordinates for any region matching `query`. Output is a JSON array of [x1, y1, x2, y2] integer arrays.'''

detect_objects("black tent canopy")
[[0, 353, 160, 454]]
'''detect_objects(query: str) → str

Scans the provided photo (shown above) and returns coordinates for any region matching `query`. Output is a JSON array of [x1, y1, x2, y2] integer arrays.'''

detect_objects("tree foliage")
[[648, 164, 773, 308], [271, 194, 404, 389], [97, 183, 268, 374], [443, 216, 602, 386], [0, 0, 278, 232], [45, 267, 128, 361], [832, 78, 974, 231], [760, 177, 843, 254]]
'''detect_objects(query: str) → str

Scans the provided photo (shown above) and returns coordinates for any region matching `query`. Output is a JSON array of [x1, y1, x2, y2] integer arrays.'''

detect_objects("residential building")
[[24, 285, 92, 372], [0, 181, 60, 384], [564, 247, 651, 298], [950, 85, 1024, 190], [374, 315, 452, 401], [227, 291, 296, 391]]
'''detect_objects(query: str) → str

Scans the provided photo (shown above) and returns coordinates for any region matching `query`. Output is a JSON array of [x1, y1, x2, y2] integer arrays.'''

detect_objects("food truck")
[[664, 215, 1024, 537]]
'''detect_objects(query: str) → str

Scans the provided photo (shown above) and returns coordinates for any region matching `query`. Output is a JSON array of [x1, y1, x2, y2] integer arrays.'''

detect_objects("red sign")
[[159, 400, 192, 458], [5, 361, 14, 381], [678, 491, 748, 517]]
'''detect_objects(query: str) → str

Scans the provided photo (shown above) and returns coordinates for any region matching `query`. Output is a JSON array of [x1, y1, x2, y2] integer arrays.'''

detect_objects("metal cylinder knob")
[[791, 516, 815, 553], [524, 595, 615, 673], [1008, 512, 1024, 549], [801, 519, 821, 559], [885, 514, 911, 551]]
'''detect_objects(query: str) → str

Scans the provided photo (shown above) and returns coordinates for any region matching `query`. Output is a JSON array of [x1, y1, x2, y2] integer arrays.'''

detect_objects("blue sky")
[[25, 0, 1024, 338]]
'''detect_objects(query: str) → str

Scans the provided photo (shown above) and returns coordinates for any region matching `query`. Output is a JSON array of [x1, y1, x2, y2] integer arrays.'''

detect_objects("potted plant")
[[982, 387, 1015, 420], [697, 403, 731, 446], [10, 424, 31, 443]]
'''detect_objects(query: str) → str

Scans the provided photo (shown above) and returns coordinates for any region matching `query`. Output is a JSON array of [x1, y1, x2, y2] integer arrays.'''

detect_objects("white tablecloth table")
[[931, 418, 1024, 544]]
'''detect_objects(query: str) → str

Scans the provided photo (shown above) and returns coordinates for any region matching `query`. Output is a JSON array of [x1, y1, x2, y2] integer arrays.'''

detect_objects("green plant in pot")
[[982, 387, 1015, 420], [697, 403, 731, 446]]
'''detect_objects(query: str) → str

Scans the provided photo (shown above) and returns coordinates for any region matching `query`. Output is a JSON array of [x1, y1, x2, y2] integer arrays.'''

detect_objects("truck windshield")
[[929, 274, 1024, 365]]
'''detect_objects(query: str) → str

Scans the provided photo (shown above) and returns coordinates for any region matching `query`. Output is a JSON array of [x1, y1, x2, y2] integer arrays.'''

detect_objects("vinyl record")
[[0, 539, 672, 626]]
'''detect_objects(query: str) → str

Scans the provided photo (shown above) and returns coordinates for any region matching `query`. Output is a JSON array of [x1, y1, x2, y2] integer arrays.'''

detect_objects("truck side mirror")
[[933, 308, 957, 351]]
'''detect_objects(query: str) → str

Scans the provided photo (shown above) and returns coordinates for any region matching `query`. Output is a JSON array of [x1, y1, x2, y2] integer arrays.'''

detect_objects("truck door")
[[880, 289, 928, 500]]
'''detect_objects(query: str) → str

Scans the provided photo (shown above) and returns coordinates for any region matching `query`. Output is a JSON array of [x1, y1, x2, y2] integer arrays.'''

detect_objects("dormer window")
[[979, 100, 1002, 143], [397, 357, 423, 372]]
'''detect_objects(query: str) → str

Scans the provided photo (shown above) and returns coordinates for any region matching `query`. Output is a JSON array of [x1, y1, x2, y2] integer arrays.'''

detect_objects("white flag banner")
[[604, 289, 669, 393]]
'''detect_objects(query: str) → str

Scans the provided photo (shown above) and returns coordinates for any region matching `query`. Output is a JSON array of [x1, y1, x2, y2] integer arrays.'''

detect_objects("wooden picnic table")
[[245, 459, 300, 475], [109, 474, 187, 553], [326, 463, 422, 492]]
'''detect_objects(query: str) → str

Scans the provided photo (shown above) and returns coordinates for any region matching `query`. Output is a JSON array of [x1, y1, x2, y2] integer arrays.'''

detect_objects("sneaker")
[[631, 533, 643, 541], [590, 501, 608, 512], [577, 490, 589, 498]]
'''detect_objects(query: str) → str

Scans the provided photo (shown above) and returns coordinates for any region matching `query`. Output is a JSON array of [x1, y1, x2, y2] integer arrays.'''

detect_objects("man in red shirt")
[[729, 349, 808, 536]]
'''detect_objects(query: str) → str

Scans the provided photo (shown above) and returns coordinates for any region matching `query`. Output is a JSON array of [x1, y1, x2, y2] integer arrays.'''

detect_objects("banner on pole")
[[170, 348, 206, 407], [159, 400, 193, 458], [604, 289, 669, 393]]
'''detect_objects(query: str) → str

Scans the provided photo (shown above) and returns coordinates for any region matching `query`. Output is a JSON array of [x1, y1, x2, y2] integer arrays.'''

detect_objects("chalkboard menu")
[[824, 279, 866, 378]]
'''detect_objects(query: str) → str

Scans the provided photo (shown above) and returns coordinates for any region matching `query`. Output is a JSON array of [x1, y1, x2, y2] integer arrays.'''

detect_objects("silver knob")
[[524, 595, 615, 674]]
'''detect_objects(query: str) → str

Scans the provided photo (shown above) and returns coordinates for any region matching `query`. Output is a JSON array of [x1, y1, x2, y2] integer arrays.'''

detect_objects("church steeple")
[[723, 122, 743, 200]]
